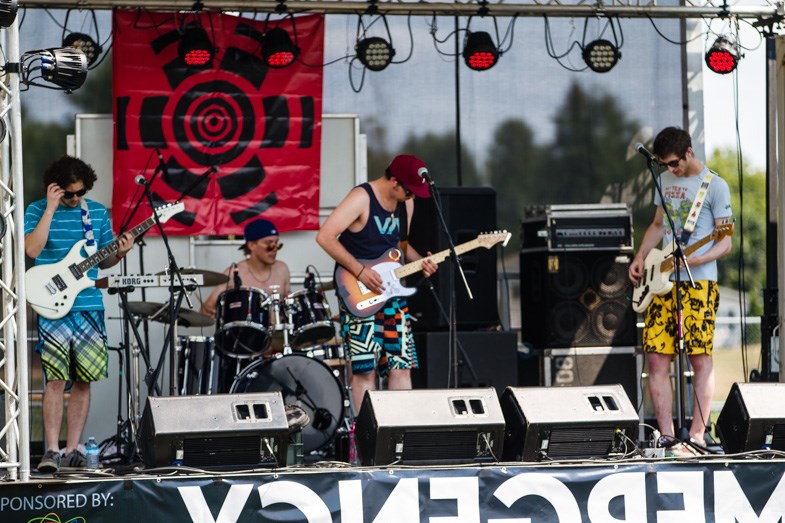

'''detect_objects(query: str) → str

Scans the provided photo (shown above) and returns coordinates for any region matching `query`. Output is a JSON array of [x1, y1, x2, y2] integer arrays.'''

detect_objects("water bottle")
[[85, 437, 100, 469]]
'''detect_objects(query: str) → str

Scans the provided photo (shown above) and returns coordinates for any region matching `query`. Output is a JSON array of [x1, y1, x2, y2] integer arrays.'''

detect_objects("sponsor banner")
[[2, 462, 785, 522], [112, 11, 325, 236]]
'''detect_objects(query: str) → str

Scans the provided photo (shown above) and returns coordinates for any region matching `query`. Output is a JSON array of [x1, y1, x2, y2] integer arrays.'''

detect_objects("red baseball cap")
[[387, 155, 431, 199]]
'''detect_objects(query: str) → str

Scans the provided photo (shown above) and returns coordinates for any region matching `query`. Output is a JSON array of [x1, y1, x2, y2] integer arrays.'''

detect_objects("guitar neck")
[[658, 232, 717, 273], [76, 215, 156, 274], [394, 238, 485, 278]]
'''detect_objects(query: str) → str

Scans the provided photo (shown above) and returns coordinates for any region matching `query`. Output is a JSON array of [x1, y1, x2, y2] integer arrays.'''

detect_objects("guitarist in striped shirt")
[[628, 127, 732, 456], [316, 155, 438, 415], [25, 156, 134, 472]]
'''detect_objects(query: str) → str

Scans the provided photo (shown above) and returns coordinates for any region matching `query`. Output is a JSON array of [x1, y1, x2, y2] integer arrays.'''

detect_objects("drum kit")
[[125, 270, 349, 456]]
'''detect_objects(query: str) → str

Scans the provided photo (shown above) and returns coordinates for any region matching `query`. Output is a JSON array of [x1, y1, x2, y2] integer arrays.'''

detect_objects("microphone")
[[134, 175, 148, 186], [233, 263, 242, 288], [635, 143, 658, 163], [155, 148, 169, 177], [417, 166, 434, 186], [304, 269, 315, 291]]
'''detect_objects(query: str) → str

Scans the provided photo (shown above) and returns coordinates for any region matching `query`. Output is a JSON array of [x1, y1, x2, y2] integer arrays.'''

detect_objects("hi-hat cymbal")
[[127, 301, 214, 328], [156, 268, 228, 286]]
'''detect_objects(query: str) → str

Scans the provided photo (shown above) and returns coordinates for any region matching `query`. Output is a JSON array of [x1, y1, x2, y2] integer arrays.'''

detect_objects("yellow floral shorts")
[[642, 280, 719, 356]]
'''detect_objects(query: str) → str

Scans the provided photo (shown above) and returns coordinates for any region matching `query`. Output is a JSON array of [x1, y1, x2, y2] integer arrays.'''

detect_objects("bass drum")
[[230, 353, 345, 453]]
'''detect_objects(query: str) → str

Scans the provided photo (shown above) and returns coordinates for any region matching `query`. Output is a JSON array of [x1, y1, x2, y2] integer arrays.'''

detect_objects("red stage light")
[[463, 31, 498, 71], [705, 35, 741, 75], [178, 27, 214, 69], [263, 28, 299, 69]]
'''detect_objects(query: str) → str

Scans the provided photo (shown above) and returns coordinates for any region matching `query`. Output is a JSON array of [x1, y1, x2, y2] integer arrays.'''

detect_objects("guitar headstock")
[[713, 220, 735, 239], [154, 202, 186, 223], [477, 230, 511, 249]]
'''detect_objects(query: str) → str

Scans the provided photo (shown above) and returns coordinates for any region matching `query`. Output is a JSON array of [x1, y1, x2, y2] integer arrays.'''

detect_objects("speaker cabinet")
[[501, 385, 639, 462], [139, 393, 289, 468], [542, 346, 642, 409], [407, 186, 499, 331], [412, 331, 518, 396], [355, 388, 505, 466], [519, 250, 636, 348], [717, 382, 785, 454]]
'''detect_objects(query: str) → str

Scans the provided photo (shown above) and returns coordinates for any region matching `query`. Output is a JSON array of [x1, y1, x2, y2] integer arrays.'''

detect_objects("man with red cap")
[[317, 154, 438, 415]]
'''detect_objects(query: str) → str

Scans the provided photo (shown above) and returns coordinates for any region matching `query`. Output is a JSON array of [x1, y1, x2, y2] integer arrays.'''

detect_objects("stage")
[[1, 456, 784, 522]]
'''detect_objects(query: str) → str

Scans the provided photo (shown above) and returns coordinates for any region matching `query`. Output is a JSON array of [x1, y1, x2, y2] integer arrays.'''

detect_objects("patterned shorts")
[[643, 281, 719, 356], [339, 298, 418, 376], [37, 310, 109, 383]]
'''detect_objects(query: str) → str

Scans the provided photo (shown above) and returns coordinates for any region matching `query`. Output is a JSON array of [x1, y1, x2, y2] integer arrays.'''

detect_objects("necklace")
[[246, 263, 272, 284]]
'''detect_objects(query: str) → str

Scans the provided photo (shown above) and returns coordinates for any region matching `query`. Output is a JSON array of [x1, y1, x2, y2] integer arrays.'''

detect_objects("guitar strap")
[[80, 199, 97, 255], [679, 170, 714, 245], [397, 201, 409, 254]]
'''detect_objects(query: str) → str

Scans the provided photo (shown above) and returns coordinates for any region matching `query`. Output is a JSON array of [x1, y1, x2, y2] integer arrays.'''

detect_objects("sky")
[[14, 7, 774, 175]]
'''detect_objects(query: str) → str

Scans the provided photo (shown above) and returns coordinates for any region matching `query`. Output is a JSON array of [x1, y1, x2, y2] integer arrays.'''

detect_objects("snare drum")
[[230, 353, 346, 453], [215, 287, 271, 358], [288, 289, 335, 349]]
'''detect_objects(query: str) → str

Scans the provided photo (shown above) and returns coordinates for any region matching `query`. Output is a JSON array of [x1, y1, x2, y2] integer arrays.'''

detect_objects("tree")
[[485, 118, 544, 251], [707, 148, 766, 315], [399, 131, 482, 187]]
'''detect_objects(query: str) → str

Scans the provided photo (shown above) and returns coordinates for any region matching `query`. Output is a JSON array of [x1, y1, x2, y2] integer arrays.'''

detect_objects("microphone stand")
[[424, 177, 474, 389], [644, 157, 695, 442]]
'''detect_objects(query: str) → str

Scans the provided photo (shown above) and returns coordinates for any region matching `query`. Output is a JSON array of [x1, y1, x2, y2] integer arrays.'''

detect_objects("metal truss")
[[0, 21, 30, 482], [13, 0, 785, 21]]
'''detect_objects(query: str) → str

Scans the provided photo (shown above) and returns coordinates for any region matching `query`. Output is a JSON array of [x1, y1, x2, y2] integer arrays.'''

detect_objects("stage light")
[[582, 39, 621, 73], [356, 36, 395, 72], [0, 0, 17, 28], [28, 47, 88, 92], [263, 28, 299, 68], [63, 32, 103, 67], [463, 31, 499, 71], [705, 35, 741, 74], [178, 26, 214, 69]]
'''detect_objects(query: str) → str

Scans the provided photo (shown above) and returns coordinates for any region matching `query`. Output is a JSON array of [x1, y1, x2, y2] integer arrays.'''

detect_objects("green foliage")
[[22, 120, 71, 204], [399, 131, 482, 187], [707, 148, 767, 315], [68, 53, 113, 115]]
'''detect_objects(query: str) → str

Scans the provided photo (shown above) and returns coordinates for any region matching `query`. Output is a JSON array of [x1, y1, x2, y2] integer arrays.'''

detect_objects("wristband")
[[357, 266, 365, 279]]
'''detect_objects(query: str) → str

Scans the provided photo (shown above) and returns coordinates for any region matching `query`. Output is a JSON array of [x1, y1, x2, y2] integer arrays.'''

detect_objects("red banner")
[[112, 11, 324, 235]]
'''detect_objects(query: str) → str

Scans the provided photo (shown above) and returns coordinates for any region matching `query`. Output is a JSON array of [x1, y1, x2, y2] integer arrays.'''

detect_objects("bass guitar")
[[26, 202, 185, 320], [631, 222, 734, 313], [335, 231, 511, 317]]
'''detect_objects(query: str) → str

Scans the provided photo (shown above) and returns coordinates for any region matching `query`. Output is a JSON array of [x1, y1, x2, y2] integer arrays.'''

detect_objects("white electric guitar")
[[26, 202, 185, 320], [631, 222, 734, 313]]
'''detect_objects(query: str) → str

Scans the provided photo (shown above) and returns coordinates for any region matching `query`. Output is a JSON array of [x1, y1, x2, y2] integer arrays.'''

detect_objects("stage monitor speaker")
[[355, 388, 505, 466], [717, 382, 785, 454], [519, 250, 636, 348], [412, 331, 518, 396], [500, 385, 639, 462], [139, 393, 289, 469], [407, 186, 500, 331]]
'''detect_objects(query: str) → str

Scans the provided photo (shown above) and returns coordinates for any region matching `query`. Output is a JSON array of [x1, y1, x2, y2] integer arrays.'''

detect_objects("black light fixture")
[[463, 31, 499, 71], [356, 36, 395, 72], [31, 47, 88, 92], [179, 26, 215, 69], [63, 33, 103, 67], [262, 27, 299, 68], [582, 39, 621, 73], [0, 0, 17, 28], [705, 34, 741, 74], [355, 13, 396, 72]]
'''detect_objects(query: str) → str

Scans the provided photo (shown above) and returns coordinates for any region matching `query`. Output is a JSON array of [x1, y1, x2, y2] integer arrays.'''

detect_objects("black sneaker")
[[64, 449, 87, 468], [37, 450, 61, 473]]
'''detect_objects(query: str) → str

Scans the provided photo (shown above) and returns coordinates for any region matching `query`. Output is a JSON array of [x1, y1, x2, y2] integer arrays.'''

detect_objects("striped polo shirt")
[[24, 198, 115, 311]]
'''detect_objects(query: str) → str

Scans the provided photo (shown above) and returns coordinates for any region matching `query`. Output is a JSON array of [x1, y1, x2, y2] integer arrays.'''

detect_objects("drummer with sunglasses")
[[201, 218, 291, 317]]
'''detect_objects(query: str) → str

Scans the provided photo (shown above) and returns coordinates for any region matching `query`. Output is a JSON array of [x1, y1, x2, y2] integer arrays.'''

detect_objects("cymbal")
[[128, 301, 214, 328], [156, 268, 228, 286]]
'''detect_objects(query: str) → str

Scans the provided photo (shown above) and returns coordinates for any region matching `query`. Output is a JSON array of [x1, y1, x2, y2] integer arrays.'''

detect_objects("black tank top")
[[338, 183, 402, 260]]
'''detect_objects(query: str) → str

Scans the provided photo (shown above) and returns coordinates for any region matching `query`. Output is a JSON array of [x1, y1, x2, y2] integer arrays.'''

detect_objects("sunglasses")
[[658, 157, 684, 169], [62, 188, 87, 199], [260, 241, 283, 252], [397, 181, 413, 197]]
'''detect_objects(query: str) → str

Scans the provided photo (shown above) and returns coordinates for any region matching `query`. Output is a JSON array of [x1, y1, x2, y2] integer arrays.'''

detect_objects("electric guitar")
[[631, 222, 734, 313], [335, 231, 511, 317], [26, 202, 185, 320]]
